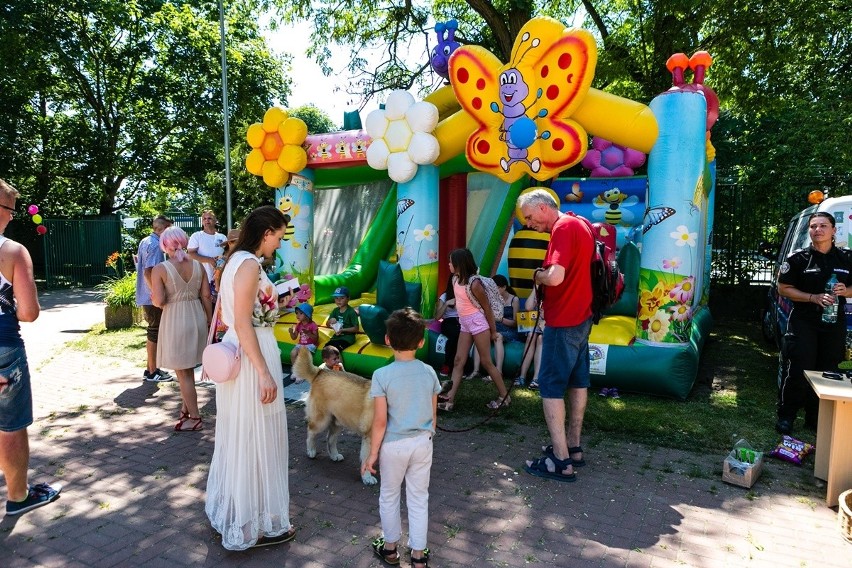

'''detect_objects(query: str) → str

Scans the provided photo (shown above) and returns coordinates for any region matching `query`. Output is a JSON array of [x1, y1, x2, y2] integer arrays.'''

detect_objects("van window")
[[791, 215, 813, 252]]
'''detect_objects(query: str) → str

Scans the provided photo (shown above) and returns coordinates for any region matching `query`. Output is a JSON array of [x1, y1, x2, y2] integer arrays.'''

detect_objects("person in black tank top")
[[0, 178, 62, 516]]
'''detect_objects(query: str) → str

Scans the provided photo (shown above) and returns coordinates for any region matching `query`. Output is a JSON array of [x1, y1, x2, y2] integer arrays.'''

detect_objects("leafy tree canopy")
[[276, 0, 851, 242], [0, 0, 292, 217]]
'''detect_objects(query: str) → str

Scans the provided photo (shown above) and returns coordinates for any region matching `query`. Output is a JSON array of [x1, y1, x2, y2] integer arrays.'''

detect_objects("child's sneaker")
[[6, 482, 62, 516], [608, 387, 620, 399], [598, 387, 610, 397]]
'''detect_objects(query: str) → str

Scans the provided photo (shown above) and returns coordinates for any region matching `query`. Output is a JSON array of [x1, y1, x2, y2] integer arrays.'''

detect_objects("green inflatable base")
[[425, 306, 713, 401]]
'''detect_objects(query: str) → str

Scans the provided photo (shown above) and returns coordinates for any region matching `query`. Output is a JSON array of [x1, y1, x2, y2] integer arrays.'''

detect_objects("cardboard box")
[[722, 450, 764, 488]]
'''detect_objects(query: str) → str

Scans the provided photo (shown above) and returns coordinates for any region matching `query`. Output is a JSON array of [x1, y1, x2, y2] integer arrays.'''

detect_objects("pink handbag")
[[202, 341, 241, 383], [201, 295, 241, 383]]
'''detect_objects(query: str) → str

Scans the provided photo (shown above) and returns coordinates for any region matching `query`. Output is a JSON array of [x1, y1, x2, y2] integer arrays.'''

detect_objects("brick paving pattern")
[[2, 291, 849, 566]]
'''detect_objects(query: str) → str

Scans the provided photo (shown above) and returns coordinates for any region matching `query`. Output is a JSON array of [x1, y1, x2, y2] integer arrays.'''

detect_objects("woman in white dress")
[[205, 206, 295, 550]]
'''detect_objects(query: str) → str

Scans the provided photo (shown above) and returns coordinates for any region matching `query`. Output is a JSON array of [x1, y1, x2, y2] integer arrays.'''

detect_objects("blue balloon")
[[509, 117, 537, 149]]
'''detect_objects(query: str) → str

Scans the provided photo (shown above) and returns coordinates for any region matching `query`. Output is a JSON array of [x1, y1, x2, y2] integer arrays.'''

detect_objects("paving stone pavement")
[[1, 291, 850, 567]]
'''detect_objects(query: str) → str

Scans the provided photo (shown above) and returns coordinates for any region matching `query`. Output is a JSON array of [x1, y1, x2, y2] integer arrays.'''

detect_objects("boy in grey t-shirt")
[[362, 308, 440, 567]]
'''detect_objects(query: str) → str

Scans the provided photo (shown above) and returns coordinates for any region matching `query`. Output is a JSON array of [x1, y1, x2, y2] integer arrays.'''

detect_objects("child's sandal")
[[411, 549, 430, 567], [371, 537, 400, 566]]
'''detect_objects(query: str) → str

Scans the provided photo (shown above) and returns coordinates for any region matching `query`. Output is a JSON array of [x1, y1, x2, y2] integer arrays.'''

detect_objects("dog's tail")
[[292, 346, 321, 383]]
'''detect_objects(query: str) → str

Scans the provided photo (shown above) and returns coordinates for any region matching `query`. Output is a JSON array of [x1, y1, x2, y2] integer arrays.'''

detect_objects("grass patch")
[[67, 322, 148, 368], [438, 318, 789, 454], [72, 316, 792, 455]]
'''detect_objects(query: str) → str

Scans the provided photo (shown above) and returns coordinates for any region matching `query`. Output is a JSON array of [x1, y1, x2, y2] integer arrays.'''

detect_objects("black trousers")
[[778, 315, 844, 422], [440, 317, 461, 371]]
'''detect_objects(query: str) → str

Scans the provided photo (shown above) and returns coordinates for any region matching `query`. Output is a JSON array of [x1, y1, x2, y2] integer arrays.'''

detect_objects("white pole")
[[219, 0, 233, 231]]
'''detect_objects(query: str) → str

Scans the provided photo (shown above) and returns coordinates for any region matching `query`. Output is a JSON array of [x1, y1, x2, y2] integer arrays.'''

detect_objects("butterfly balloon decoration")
[[448, 17, 597, 183]]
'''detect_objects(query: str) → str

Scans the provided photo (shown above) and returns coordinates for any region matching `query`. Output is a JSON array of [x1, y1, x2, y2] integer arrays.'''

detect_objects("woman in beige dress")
[[151, 226, 212, 431]]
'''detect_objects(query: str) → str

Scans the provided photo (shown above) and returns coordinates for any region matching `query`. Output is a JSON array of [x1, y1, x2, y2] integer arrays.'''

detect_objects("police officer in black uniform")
[[776, 212, 852, 434]]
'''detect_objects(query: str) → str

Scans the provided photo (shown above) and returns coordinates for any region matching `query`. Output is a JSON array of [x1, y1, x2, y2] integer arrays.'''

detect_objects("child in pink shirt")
[[289, 302, 318, 382]]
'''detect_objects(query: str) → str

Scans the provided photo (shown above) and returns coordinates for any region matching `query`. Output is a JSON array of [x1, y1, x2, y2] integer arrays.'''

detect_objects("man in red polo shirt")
[[518, 189, 594, 482]]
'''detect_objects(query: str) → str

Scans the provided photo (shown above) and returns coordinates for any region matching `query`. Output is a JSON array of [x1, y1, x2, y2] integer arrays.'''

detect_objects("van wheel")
[[761, 307, 779, 347]]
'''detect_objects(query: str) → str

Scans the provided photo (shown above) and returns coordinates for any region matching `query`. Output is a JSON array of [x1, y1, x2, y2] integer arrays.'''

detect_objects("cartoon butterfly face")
[[448, 17, 598, 183]]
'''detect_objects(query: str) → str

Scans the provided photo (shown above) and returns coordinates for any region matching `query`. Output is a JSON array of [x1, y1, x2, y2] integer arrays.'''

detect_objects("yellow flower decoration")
[[638, 282, 668, 321], [245, 107, 309, 188]]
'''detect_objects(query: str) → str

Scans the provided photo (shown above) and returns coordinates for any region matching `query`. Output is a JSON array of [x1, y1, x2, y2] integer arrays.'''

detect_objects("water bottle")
[[822, 273, 839, 323]]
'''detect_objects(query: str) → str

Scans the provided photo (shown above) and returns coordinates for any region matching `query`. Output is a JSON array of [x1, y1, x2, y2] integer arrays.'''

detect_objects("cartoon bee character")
[[592, 188, 638, 226], [352, 138, 368, 158], [316, 142, 332, 160], [335, 140, 352, 159], [278, 194, 302, 248]]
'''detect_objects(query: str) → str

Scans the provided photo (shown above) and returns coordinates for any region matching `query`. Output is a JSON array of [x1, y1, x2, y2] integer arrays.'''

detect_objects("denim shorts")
[[0, 345, 33, 432], [538, 318, 593, 398]]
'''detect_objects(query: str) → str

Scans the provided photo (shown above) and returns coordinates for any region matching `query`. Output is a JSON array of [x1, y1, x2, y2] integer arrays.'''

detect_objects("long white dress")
[[205, 251, 291, 550]]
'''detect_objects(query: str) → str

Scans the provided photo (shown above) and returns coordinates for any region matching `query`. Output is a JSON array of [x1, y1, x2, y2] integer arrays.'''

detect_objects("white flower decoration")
[[365, 90, 440, 183], [414, 224, 436, 242], [646, 310, 672, 342], [669, 225, 697, 247]]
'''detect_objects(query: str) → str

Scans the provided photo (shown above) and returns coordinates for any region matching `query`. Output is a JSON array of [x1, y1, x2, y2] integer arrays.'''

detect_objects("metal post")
[[219, 0, 233, 231]]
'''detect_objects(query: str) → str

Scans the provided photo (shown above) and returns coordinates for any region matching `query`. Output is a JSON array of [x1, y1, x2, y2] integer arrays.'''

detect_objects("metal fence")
[[43, 217, 123, 287], [710, 183, 804, 286], [6, 216, 123, 288]]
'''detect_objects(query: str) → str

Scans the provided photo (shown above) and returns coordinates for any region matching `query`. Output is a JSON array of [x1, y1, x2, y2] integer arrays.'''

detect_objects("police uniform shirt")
[[778, 245, 852, 321]]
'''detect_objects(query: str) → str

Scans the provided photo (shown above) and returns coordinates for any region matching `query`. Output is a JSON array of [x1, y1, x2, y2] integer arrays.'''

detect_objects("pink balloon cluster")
[[28, 204, 47, 235], [581, 137, 646, 177]]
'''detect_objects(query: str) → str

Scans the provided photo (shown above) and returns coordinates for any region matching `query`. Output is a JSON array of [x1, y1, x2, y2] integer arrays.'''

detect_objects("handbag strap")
[[207, 293, 222, 346], [201, 293, 223, 384]]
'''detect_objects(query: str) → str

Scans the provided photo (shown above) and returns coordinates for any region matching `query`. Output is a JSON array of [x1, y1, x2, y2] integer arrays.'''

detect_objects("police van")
[[762, 194, 852, 347]]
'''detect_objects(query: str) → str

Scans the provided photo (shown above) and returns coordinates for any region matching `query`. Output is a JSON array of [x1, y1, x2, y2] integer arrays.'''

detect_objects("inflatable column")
[[274, 171, 315, 308], [397, 164, 440, 317], [636, 91, 707, 344]]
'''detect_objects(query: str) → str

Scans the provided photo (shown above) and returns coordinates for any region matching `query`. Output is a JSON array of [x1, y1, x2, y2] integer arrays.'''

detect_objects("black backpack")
[[569, 212, 625, 324]]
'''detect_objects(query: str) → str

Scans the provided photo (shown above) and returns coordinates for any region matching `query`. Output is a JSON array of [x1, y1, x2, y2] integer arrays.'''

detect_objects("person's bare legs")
[[567, 387, 587, 462], [531, 335, 542, 381], [0, 429, 30, 501], [175, 368, 200, 423], [518, 332, 535, 378], [540, 398, 573, 475], [473, 332, 508, 399], [494, 335, 505, 373], [146, 339, 157, 374], [444, 332, 473, 403]]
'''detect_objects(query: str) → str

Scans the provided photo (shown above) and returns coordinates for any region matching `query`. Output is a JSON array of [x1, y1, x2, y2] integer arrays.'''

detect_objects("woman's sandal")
[[371, 537, 400, 565], [437, 400, 454, 412], [523, 448, 576, 482], [486, 396, 511, 410], [541, 444, 585, 467], [251, 527, 296, 547], [175, 416, 204, 432]]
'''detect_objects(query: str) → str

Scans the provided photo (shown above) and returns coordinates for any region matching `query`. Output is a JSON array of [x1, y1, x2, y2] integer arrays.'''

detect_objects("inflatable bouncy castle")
[[246, 17, 719, 400]]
